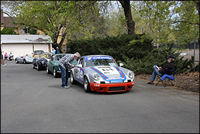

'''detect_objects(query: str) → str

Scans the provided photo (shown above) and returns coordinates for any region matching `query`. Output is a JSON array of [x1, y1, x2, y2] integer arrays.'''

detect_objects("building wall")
[[1, 43, 52, 58], [33, 44, 51, 52]]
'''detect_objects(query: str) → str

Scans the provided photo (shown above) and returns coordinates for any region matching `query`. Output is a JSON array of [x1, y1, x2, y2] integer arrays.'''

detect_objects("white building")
[[1, 35, 52, 58]]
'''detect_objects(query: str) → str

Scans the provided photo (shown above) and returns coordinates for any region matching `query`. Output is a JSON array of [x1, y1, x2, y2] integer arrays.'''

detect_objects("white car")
[[15, 55, 34, 64], [70, 55, 135, 93]]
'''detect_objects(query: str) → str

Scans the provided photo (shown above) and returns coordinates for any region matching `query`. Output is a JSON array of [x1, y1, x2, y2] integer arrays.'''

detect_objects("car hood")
[[90, 66, 126, 80]]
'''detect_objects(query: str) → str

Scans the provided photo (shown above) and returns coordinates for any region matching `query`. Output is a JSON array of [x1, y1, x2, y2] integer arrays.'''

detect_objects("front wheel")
[[70, 72, 77, 84], [15, 60, 18, 64], [23, 60, 26, 64], [37, 62, 41, 71], [46, 66, 51, 74], [53, 68, 59, 78], [83, 77, 91, 92]]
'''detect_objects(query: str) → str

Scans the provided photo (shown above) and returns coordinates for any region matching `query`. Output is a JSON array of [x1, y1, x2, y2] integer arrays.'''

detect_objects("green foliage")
[[29, 28, 37, 34], [120, 43, 195, 74], [1, 27, 18, 35], [68, 34, 195, 75], [134, 1, 199, 46], [67, 33, 151, 61], [194, 63, 200, 72]]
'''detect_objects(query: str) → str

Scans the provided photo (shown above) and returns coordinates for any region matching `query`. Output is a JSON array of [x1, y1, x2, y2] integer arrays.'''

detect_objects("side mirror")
[[119, 63, 124, 67]]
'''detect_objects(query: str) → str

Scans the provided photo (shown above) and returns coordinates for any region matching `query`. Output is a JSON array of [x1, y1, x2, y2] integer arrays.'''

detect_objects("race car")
[[15, 54, 34, 64], [70, 55, 135, 93], [32, 52, 53, 71]]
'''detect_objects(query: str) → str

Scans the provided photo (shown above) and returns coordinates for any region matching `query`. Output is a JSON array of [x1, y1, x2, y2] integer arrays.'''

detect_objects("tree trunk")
[[52, 25, 67, 49], [119, 0, 135, 36]]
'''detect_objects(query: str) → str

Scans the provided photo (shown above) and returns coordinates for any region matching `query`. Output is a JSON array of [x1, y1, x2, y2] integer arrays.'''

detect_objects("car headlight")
[[93, 73, 100, 81], [127, 71, 134, 79]]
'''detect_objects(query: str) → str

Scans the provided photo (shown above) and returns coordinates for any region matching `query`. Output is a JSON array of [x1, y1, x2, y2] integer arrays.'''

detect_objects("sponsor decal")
[[90, 67, 108, 80], [85, 56, 113, 61], [90, 66, 126, 81]]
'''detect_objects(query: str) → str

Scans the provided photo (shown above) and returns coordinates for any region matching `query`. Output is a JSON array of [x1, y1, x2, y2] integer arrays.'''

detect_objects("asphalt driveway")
[[1, 61, 199, 133]]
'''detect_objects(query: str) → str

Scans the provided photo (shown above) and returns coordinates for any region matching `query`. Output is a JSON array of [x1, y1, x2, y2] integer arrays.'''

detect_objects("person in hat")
[[58, 52, 81, 88], [147, 55, 176, 84]]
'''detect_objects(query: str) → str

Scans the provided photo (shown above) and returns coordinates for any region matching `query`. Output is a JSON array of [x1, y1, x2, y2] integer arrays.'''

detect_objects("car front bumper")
[[89, 81, 135, 93]]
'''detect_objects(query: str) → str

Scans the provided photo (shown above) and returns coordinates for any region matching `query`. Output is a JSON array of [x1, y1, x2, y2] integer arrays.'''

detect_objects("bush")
[[67, 34, 195, 75]]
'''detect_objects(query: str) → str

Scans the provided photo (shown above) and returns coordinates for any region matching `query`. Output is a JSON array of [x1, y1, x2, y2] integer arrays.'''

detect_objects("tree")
[[1, 27, 18, 35], [119, 0, 135, 36], [2, 1, 108, 48], [137, 1, 199, 45]]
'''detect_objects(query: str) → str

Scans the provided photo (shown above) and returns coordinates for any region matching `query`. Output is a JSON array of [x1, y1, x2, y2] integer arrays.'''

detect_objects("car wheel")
[[15, 60, 18, 64], [70, 72, 77, 84], [53, 67, 58, 78], [46, 66, 51, 74], [23, 60, 26, 64], [37, 62, 41, 71], [83, 77, 91, 92]]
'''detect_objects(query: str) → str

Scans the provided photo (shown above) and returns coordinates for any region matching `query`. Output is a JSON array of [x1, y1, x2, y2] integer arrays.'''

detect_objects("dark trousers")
[[59, 65, 69, 87]]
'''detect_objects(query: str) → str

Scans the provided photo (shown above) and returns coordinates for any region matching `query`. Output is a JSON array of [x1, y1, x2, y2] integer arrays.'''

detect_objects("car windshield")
[[25, 55, 32, 58], [54, 55, 65, 61], [85, 59, 118, 67], [42, 53, 52, 59], [34, 50, 44, 55]]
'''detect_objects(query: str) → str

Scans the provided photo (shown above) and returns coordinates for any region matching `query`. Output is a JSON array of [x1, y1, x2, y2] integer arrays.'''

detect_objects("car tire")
[[15, 60, 18, 64], [70, 72, 77, 84], [84, 77, 91, 92], [53, 67, 58, 78], [23, 60, 26, 64], [46, 66, 51, 74], [37, 62, 41, 71]]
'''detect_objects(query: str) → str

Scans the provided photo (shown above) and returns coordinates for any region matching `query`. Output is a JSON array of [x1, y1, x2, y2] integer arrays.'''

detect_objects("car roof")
[[54, 54, 66, 55], [83, 55, 111, 58]]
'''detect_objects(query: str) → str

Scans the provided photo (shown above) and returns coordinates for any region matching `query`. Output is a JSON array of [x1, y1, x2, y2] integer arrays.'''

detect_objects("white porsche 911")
[[70, 55, 135, 93]]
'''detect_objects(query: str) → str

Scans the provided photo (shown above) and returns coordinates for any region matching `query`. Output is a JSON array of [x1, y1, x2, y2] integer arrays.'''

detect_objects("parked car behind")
[[70, 55, 135, 93], [46, 54, 77, 78], [33, 50, 44, 58], [15, 54, 34, 64], [32, 52, 53, 71]]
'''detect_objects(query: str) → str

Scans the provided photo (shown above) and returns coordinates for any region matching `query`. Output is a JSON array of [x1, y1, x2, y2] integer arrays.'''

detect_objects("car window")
[[54, 54, 65, 61], [77, 58, 84, 66], [85, 59, 118, 67]]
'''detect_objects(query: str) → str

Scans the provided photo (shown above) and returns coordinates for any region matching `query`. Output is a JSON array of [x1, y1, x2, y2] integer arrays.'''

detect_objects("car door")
[[74, 57, 84, 83], [19, 56, 24, 62], [48, 55, 55, 72]]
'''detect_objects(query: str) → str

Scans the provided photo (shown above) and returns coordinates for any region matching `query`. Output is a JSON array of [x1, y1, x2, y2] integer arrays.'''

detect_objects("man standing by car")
[[55, 47, 62, 54], [58, 52, 81, 89]]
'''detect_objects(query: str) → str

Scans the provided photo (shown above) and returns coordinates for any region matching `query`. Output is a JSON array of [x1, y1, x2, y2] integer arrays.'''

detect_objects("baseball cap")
[[74, 52, 81, 58], [167, 55, 175, 59]]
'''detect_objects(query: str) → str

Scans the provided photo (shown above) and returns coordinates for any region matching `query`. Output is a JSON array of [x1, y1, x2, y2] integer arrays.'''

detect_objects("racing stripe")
[[113, 66, 125, 78], [90, 67, 108, 80]]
